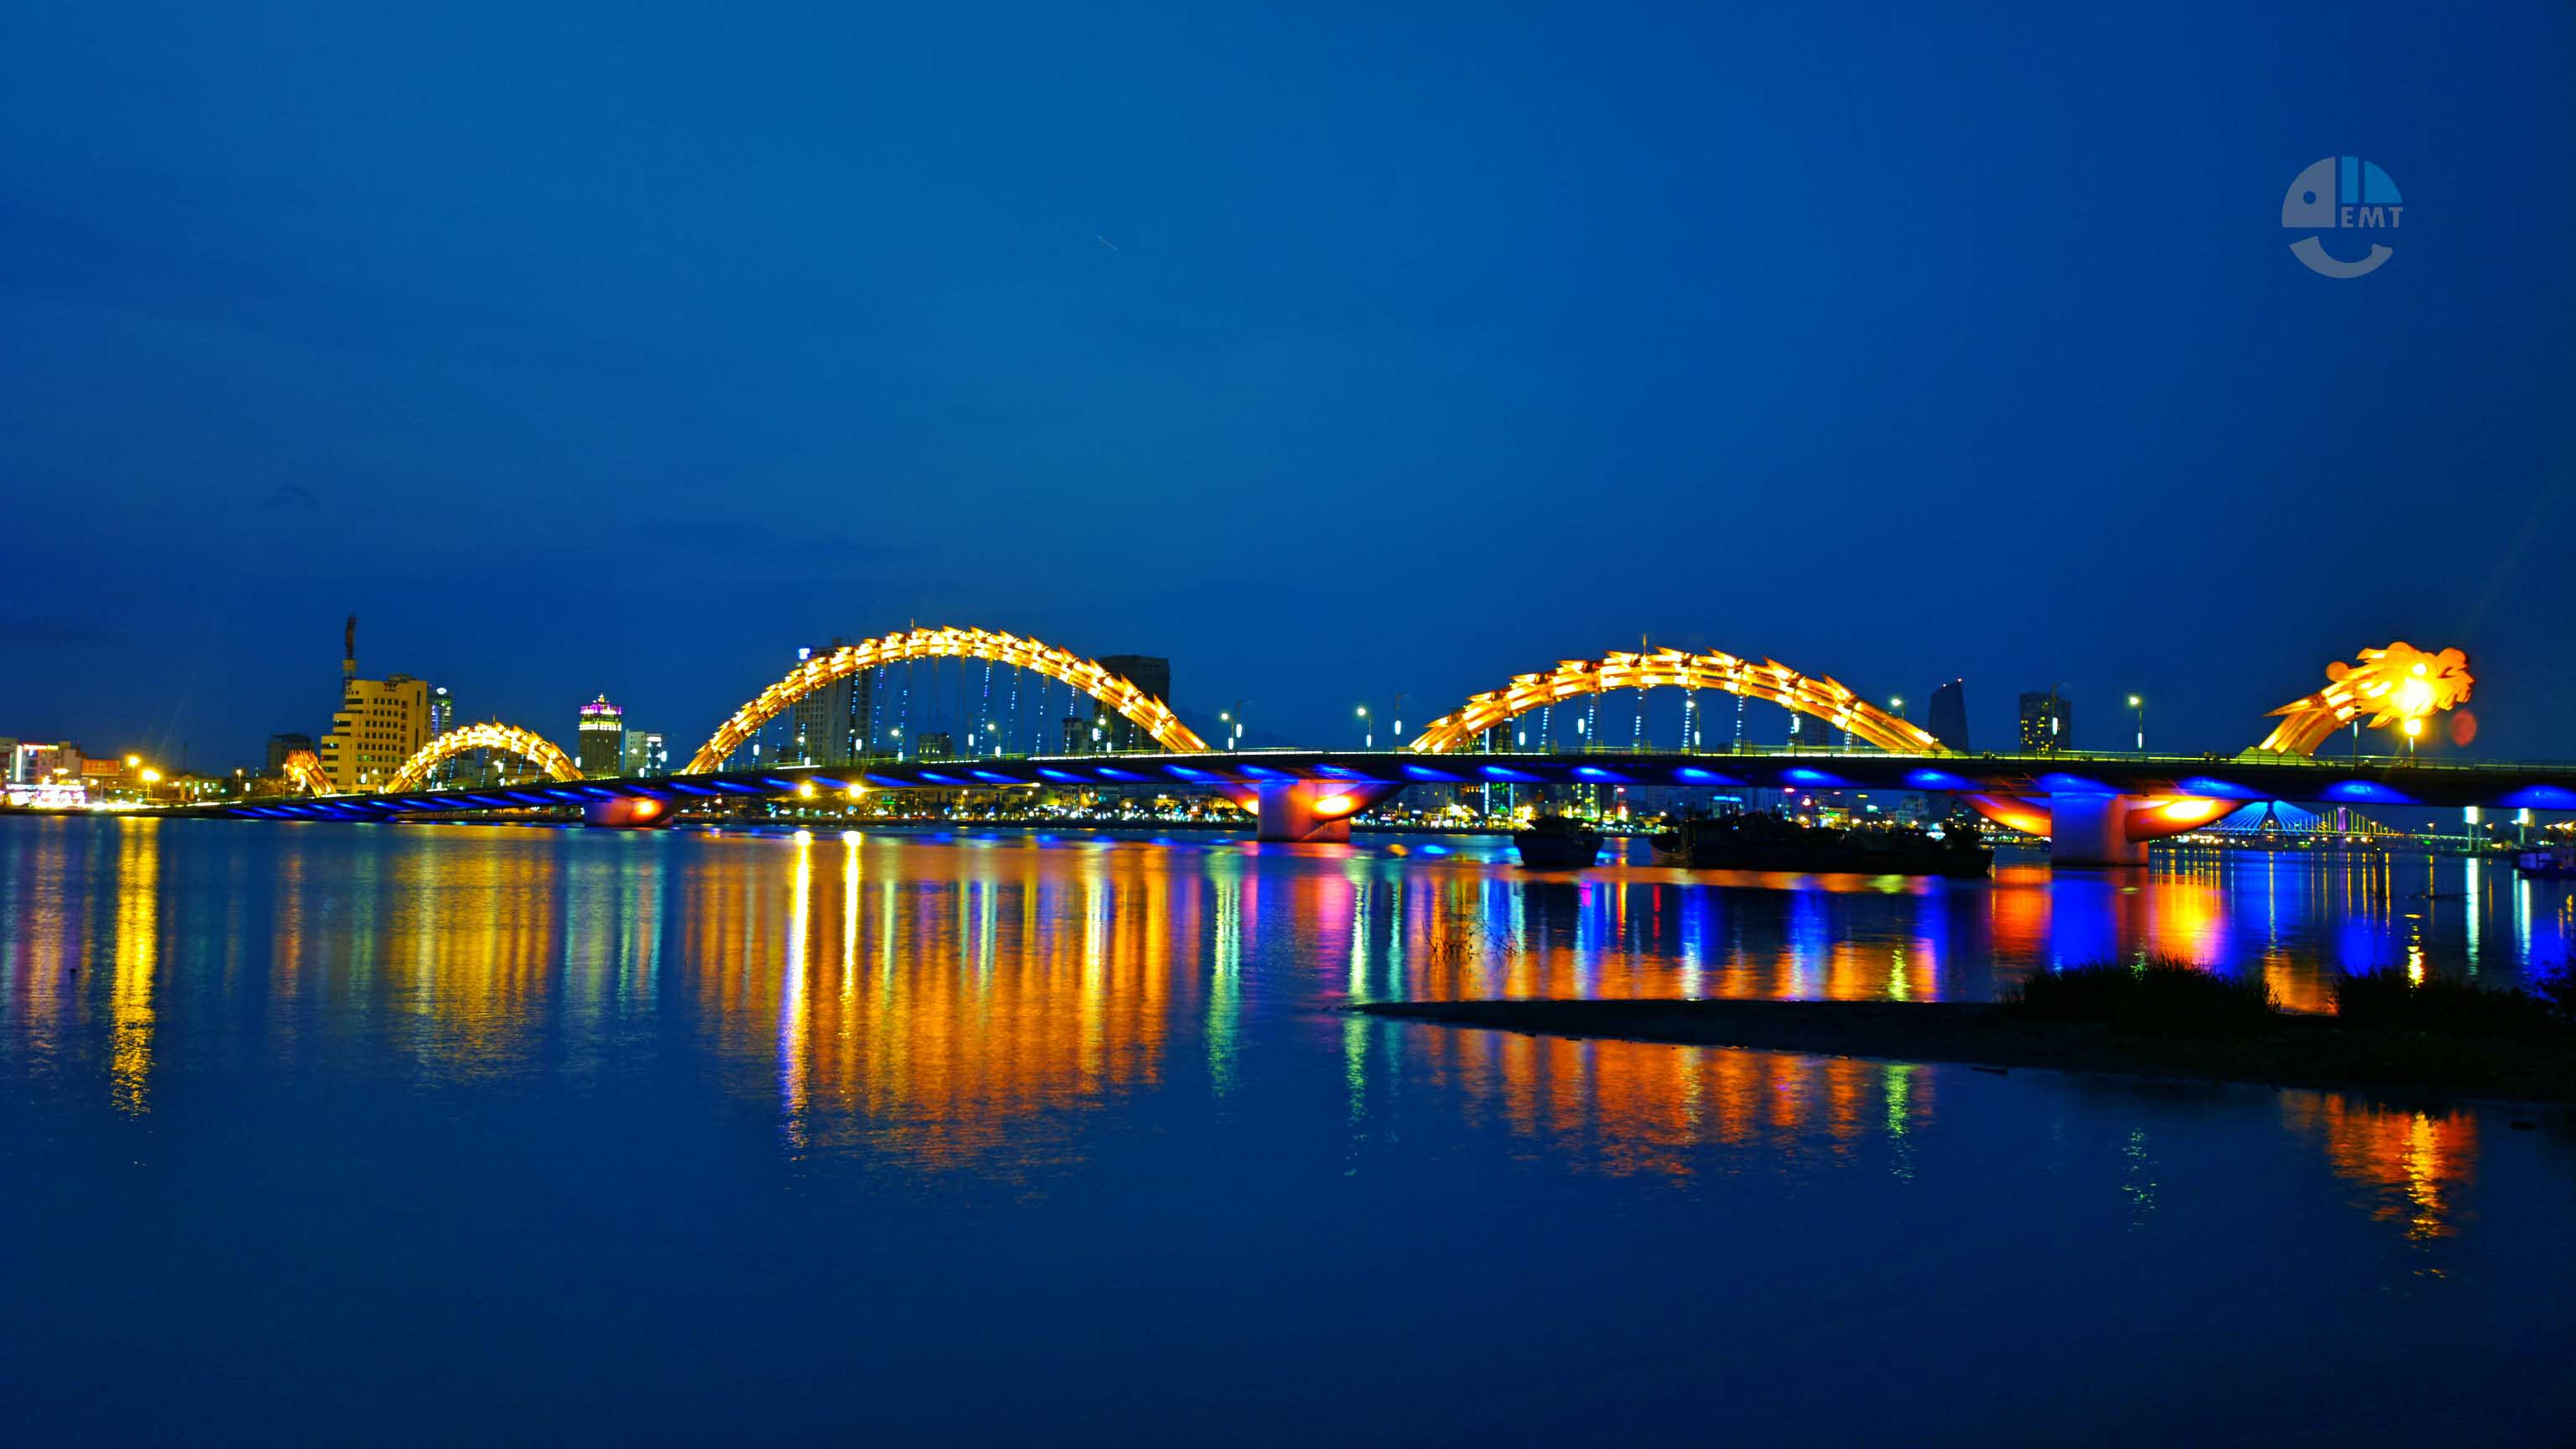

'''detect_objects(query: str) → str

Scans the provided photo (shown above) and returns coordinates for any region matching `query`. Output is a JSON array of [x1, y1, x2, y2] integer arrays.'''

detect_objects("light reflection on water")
[[5, 818, 2567, 1197], [4, 816, 2575, 1441]]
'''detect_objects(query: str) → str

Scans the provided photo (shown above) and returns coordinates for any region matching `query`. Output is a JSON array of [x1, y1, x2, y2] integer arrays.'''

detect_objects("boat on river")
[[2514, 843, 2576, 880], [1649, 812, 1992, 878], [1514, 815, 1605, 869]]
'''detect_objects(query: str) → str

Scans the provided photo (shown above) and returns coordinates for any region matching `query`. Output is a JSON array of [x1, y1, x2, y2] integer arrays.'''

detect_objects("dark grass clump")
[[2001, 958, 2277, 1033], [2537, 965, 2576, 1027], [2334, 967, 2558, 1036]]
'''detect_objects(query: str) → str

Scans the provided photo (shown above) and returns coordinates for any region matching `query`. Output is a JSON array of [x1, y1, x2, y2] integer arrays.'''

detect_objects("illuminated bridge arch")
[[383, 722, 583, 793], [1407, 646, 1944, 755], [688, 626, 1208, 775]]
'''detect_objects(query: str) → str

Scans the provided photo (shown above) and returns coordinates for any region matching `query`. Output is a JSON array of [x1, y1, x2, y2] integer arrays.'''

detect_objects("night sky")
[[3, 3, 2569, 768]]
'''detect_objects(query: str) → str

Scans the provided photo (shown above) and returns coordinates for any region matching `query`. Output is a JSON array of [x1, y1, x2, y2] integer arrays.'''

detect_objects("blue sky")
[[3, 2, 2570, 765]]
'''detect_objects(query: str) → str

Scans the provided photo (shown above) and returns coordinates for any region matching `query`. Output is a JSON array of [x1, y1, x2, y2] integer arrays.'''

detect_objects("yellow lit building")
[[320, 673, 429, 792]]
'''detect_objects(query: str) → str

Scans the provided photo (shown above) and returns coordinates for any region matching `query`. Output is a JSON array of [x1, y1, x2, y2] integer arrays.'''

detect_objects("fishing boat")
[[1514, 815, 1605, 869]]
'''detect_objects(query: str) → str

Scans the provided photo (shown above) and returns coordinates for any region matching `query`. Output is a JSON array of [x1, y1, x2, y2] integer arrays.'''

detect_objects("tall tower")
[[342, 615, 358, 694], [1929, 678, 1969, 753], [578, 694, 626, 777]]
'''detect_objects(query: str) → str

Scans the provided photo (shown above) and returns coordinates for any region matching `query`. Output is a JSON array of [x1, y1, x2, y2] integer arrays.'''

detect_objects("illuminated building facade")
[[13, 740, 81, 783], [2017, 690, 2070, 754], [622, 730, 667, 776], [320, 674, 428, 792], [577, 695, 625, 777]]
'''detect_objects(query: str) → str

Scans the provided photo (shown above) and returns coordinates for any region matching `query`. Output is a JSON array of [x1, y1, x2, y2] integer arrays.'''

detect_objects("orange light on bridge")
[[2127, 795, 2236, 839], [1311, 793, 1357, 818], [632, 799, 660, 819]]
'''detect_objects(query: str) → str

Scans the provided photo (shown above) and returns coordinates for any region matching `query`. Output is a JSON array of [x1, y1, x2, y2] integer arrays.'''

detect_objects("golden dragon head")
[[2256, 641, 2472, 755]]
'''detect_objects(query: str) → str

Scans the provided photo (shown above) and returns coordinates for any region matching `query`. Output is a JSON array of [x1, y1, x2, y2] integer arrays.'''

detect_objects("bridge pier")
[[2044, 793, 2151, 868], [1249, 781, 1402, 843], [1970, 792, 2239, 867]]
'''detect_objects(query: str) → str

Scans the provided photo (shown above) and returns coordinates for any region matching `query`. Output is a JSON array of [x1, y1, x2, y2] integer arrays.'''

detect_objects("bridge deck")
[[161, 747, 2576, 820]]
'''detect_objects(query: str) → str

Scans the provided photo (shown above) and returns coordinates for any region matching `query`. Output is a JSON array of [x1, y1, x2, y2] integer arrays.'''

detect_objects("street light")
[[2128, 694, 2144, 752], [1356, 704, 1371, 750], [1889, 696, 1904, 720]]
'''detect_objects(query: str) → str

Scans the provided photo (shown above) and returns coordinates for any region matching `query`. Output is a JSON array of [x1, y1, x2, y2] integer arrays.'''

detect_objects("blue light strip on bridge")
[[2325, 781, 2417, 805]]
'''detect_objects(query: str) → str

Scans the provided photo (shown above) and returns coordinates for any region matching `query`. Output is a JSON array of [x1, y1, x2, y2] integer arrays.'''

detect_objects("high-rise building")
[[320, 675, 430, 791], [913, 730, 953, 761], [577, 695, 625, 777], [1061, 715, 1092, 755], [428, 686, 454, 737], [2018, 690, 2070, 755], [1929, 679, 1969, 753], [786, 643, 875, 765], [1092, 655, 1171, 752], [621, 731, 667, 777]]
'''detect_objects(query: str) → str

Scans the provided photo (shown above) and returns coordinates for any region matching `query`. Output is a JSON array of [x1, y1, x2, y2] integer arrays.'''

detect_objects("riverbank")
[[1350, 999, 2576, 1106]]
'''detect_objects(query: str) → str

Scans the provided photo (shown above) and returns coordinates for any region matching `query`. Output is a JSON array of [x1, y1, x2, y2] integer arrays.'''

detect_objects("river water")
[[3, 816, 2573, 1444]]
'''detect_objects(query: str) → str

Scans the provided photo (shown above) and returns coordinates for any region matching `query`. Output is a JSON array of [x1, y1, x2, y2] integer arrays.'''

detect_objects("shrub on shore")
[[2001, 958, 2276, 1031], [2334, 967, 2558, 1036]]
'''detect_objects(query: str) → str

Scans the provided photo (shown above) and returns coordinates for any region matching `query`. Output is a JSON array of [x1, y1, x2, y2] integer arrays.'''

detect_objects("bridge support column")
[[2047, 793, 2149, 868], [1250, 781, 1401, 843]]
